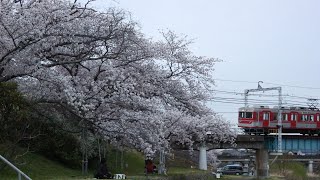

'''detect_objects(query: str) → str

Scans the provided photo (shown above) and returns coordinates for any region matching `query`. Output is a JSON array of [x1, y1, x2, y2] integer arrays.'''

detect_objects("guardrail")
[[0, 155, 32, 180]]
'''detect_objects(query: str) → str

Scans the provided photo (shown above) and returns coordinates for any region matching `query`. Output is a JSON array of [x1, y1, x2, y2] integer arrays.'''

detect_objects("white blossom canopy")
[[0, 0, 236, 155]]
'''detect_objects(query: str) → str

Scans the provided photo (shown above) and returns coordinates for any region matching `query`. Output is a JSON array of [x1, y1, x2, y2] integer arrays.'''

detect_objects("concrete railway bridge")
[[184, 134, 320, 178]]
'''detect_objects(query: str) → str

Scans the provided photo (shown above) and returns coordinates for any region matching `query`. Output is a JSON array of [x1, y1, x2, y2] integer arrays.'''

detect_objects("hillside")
[[1, 152, 88, 180], [0, 147, 208, 180], [0, 146, 147, 180]]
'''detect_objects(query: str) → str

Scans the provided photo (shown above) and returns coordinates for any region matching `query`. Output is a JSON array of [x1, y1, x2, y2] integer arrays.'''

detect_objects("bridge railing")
[[0, 155, 32, 180], [268, 149, 320, 156]]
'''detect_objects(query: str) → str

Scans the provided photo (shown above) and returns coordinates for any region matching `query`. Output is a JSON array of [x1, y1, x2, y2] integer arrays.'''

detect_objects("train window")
[[301, 115, 308, 121], [291, 114, 297, 121], [245, 112, 253, 118], [317, 115, 320, 121], [309, 115, 314, 121], [263, 112, 269, 120], [273, 113, 278, 120], [282, 114, 288, 121], [239, 112, 252, 118]]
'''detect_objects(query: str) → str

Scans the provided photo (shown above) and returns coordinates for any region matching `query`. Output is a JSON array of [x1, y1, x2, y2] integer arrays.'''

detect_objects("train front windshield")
[[239, 112, 253, 119]]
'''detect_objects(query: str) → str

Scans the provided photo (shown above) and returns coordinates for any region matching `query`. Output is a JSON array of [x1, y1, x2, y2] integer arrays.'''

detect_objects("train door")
[[262, 111, 270, 127], [282, 113, 289, 129], [290, 112, 298, 128], [316, 113, 320, 128]]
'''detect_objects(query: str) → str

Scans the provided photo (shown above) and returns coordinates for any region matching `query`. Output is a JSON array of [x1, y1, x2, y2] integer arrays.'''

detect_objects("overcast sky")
[[84, 0, 320, 125]]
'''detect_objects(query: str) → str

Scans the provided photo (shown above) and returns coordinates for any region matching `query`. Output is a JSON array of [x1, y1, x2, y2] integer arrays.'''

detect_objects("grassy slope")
[[0, 147, 148, 180], [0, 152, 86, 180], [0, 147, 209, 180]]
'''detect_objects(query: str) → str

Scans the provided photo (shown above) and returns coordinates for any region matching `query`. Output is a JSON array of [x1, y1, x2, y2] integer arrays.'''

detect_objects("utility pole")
[[244, 81, 282, 154]]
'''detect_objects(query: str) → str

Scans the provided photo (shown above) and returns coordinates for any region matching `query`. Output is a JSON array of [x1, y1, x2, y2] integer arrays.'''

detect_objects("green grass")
[[0, 148, 214, 180], [3, 152, 304, 180], [4, 145, 310, 180], [270, 161, 307, 180], [106, 149, 145, 175], [167, 166, 205, 174], [0, 156, 211, 180], [0, 152, 88, 180], [0, 146, 146, 180]]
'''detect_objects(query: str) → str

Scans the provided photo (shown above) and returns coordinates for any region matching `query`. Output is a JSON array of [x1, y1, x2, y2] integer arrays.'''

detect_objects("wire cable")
[[213, 78, 320, 90]]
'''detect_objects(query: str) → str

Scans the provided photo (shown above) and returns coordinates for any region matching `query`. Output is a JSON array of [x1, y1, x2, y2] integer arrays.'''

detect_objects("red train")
[[238, 106, 320, 135]]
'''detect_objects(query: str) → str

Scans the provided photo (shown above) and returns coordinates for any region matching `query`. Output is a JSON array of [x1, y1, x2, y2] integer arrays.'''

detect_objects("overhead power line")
[[213, 78, 320, 90], [210, 96, 308, 104], [210, 89, 320, 100], [209, 100, 308, 107]]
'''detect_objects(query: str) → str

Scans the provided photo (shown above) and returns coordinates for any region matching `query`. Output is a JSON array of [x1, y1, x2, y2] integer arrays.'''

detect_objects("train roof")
[[239, 106, 269, 111], [238, 106, 320, 111]]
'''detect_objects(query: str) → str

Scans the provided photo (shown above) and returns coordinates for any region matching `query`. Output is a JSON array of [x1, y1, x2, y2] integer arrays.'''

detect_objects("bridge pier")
[[198, 144, 207, 170], [308, 160, 313, 174], [256, 149, 269, 178]]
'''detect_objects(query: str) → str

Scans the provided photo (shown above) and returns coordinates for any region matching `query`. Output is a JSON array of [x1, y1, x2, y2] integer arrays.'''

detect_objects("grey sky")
[[86, 0, 320, 124]]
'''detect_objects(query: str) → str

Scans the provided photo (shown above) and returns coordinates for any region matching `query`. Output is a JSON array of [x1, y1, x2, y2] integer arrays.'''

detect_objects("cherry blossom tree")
[[1, 0, 236, 162]]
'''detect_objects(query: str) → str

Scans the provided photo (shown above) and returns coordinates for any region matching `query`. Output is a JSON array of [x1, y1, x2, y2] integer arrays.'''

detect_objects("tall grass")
[[270, 161, 307, 180]]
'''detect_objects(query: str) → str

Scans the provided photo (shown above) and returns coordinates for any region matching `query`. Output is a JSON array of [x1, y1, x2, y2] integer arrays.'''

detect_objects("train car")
[[238, 106, 320, 135]]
